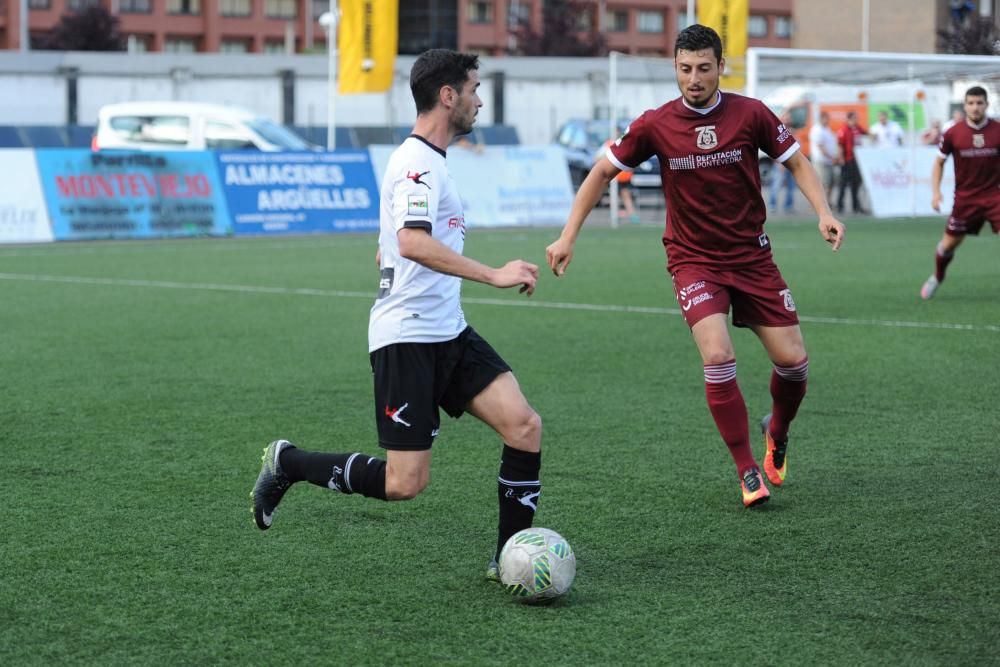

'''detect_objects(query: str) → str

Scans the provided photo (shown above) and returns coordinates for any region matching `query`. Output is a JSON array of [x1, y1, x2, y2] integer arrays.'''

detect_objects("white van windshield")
[[246, 119, 311, 150]]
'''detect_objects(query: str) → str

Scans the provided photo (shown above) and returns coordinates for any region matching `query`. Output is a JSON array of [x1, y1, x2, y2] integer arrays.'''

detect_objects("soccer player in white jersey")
[[252, 49, 542, 581]]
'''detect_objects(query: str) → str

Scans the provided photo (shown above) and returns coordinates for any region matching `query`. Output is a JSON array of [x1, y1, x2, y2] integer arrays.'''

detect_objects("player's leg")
[[466, 372, 542, 569], [750, 324, 808, 486], [690, 313, 768, 507], [922, 227, 965, 300], [674, 272, 767, 507], [437, 327, 541, 575]]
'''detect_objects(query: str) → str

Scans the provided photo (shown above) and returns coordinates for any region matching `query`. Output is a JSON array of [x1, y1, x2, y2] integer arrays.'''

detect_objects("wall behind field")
[[0, 51, 679, 146]]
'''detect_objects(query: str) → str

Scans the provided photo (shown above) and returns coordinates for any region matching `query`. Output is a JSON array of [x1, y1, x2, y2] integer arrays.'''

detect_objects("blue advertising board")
[[34, 150, 231, 241], [216, 151, 380, 235]]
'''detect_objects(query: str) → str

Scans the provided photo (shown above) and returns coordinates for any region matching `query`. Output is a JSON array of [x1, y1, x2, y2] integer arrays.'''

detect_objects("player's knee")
[[703, 350, 736, 367], [385, 469, 429, 500], [509, 408, 542, 452]]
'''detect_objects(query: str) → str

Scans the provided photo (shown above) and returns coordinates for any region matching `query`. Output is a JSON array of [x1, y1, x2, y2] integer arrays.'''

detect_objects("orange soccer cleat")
[[740, 466, 771, 508], [760, 414, 788, 487]]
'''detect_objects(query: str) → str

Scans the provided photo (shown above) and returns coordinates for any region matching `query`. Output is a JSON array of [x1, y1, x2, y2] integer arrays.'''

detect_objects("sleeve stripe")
[[605, 147, 632, 171], [775, 141, 801, 164]]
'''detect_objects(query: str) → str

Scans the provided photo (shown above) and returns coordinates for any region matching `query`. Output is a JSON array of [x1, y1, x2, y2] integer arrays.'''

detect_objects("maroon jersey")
[[608, 93, 799, 271], [938, 119, 1000, 201]]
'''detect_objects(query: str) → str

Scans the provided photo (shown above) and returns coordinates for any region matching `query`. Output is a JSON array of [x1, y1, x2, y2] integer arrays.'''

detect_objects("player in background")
[[252, 49, 543, 582], [546, 25, 845, 508], [921, 86, 1000, 300]]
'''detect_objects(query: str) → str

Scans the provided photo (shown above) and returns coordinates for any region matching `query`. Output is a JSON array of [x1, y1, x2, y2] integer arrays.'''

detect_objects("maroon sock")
[[704, 361, 755, 475], [769, 358, 808, 442], [935, 244, 955, 282]]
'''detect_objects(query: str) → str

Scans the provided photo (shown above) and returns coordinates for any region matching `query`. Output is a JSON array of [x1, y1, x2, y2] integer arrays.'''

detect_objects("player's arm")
[[783, 150, 846, 251], [398, 228, 538, 295], [546, 156, 621, 276], [930, 155, 946, 212]]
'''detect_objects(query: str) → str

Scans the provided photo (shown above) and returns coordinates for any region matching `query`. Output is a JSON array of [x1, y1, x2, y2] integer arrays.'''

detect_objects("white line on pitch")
[[0, 272, 996, 333]]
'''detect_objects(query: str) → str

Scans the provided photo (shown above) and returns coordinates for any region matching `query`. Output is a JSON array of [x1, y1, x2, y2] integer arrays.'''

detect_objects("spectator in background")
[[836, 111, 868, 215], [601, 139, 639, 223], [809, 111, 839, 204], [769, 112, 796, 213], [942, 108, 964, 132], [870, 110, 904, 148], [922, 119, 943, 146]]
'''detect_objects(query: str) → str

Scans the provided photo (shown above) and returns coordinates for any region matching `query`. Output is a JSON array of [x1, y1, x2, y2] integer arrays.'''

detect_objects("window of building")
[[164, 37, 199, 52], [220, 0, 251, 17], [125, 35, 151, 52], [575, 8, 592, 30], [748, 15, 768, 38], [312, 0, 329, 19], [637, 10, 663, 33], [167, 0, 200, 15], [220, 39, 250, 53], [263, 41, 288, 54], [677, 10, 694, 31], [605, 10, 628, 32], [468, 0, 492, 24], [774, 16, 792, 38], [28, 0, 52, 9], [120, 0, 151, 12], [67, 0, 99, 9], [508, 1, 530, 27], [109, 115, 190, 146], [265, 0, 296, 19]]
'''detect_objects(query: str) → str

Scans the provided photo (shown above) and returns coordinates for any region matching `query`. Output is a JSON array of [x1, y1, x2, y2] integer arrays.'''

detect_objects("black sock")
[[280, 448, 387, 501], [496, 444, 541, 560]]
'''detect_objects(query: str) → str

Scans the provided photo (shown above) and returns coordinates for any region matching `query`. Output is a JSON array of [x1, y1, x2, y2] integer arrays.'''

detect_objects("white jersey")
[[871, 120, 904, 148], [368, 135, 467, 352]]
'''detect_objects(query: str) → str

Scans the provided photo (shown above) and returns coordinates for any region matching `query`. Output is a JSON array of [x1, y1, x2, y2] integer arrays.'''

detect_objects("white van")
[[93, 101, 313, 151]]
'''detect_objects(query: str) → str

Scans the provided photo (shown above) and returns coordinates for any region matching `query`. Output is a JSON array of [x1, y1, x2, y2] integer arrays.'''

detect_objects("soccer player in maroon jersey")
[[546, 25, 845, 508], [921, 86, 1000, 300]]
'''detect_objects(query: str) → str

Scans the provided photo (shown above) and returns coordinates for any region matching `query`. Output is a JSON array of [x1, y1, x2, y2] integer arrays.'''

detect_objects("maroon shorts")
[[670, 261, 799, 329], [946, 197, 1000, 236]]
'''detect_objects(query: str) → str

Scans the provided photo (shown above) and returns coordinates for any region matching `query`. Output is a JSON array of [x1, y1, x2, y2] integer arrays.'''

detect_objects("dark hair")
[[674, 24, 723, 62], [410, 49, 480, 114], [965, 85, 988, 101]]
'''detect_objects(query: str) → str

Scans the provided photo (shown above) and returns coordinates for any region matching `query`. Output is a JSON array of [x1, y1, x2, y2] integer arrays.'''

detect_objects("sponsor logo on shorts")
[[407, 195, 428, 217], [678, 281, 712, 312], [780, 288, 796, 312], [385, 402, 412, 427]]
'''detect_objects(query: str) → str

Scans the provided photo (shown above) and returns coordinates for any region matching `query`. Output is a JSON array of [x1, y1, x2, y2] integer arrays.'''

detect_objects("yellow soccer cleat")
[[740, 466, 771, 508], [760, 414, 788, 487]]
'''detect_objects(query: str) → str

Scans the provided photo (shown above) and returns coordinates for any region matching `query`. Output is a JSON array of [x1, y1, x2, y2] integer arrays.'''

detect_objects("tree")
[[42, 6, 125, 52], [937, 10, 1000, 55], [511, 0, 606, 57]]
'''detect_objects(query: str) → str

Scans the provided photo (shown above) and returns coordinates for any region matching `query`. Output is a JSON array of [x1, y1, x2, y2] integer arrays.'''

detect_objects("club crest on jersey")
[[779, 288, 796, 312], [973, 134, 985, 148], [407, 194, 429, 217], [695, 125, 718, 150]]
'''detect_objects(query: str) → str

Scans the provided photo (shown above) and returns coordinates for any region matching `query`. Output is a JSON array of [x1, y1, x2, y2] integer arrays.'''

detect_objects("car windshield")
[[246, 119, 311, 150]]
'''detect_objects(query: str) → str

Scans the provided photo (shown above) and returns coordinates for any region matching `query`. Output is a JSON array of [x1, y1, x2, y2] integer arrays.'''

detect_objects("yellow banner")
[[698, 0, 748, 90], [338, 0, 398, 94]]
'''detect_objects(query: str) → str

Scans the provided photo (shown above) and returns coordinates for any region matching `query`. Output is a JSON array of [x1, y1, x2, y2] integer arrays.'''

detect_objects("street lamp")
[[318, 6, 340, 150]]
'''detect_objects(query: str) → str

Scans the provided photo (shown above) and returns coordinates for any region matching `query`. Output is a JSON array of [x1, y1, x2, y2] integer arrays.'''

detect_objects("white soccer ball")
[[499, 527, 576, 603]]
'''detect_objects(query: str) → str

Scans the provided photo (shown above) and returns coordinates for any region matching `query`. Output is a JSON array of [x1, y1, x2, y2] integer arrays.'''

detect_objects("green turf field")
[[3, 217, 998, 665]]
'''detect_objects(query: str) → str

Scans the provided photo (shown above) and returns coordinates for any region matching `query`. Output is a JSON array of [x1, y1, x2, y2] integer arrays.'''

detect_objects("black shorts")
[[369, 326, 512, 451]]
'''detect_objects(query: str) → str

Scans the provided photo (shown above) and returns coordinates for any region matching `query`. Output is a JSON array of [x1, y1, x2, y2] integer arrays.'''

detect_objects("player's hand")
[[931, 193, 942, 212], [375, 247, 381, 267], [492, 260, 538, 296], [819, 214, 846, 251], [545, 237, 575, 276]]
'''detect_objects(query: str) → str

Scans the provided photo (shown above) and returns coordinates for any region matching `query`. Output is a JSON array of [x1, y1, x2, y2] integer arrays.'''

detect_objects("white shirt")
[[808, 123, 838, 165], [870, 120, 904, 148], [368, 135, 467, 352]]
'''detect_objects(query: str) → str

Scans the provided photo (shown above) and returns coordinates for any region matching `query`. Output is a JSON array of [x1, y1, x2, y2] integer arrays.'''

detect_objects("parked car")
[[93, 101, 313, 151], [554, 118, 661, 192]]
